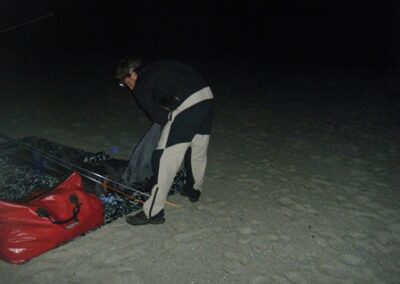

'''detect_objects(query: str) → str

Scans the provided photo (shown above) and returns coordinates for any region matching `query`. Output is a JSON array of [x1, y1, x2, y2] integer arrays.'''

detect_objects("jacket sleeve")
[[136, 89, 170, 125]]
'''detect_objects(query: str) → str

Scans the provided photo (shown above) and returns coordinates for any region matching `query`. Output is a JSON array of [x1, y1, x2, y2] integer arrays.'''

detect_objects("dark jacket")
[[132, 61, 208, 125]]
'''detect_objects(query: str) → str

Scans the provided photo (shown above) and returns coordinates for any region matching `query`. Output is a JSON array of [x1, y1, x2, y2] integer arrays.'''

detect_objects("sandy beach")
[[0, 47, 399, 283]]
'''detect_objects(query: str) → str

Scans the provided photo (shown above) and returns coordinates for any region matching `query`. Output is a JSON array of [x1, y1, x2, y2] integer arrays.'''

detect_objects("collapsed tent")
[[0, 124, 185, 263], [121, 123, 162, 186]]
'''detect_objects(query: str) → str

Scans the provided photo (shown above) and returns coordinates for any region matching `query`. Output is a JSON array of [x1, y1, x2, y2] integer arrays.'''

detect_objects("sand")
[[0, 51, 399, 283]]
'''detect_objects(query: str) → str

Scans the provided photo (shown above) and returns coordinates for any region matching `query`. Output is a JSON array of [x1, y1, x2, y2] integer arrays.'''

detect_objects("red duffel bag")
[[0, 172, 104, 264]]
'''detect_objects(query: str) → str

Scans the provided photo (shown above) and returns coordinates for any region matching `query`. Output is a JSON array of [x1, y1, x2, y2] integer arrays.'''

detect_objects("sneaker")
[[180, 185, 201, 203], [126, 210, 165, 226]]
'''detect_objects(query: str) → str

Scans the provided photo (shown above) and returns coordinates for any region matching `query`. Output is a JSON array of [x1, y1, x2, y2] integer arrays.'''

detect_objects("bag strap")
[[36, 194, 81, 224]]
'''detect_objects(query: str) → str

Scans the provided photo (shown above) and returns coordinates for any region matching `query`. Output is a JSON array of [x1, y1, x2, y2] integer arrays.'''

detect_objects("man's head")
[[115, 57, 141, 91]]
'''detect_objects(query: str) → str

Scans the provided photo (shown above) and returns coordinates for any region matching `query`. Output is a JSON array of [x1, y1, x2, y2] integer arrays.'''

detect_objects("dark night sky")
[[1, 1, 398, 67]]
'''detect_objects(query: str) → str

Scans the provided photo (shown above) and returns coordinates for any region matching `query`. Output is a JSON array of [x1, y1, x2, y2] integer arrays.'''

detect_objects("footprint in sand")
[[207, 207, 226, 216], [222, 251, 249, 275], [285, 271, 304, 283], [341, 253, 365, 266], [238, 237, 254, 245], [222, 261, 243, 275], [163, 239, 178, 250], [31, 268, 67, 283], [224, 251, 250, 265], [173, 228, 211, 242], [216, 200, 227, 207], [387, 222, 400, 233], [251, 238, 268, 251], [107, 271, 145, 284], [195, 204, 205, 210], [250, 275, 269, 284], [350, 168, 371, 182], [372, 180, 389, 187], [373, 241, 394, 255], [237, 226, 252, 235], [250, 194, 260, 199], [347, 231, 367, 240], [271, 274, 291, 284], [236, 226, 255, 245], [315, 236, 329, 248], [371, 231, 396, 254], [279, 197, 295, 206], [293, 203, 319, 214], [265, 234, 280, 241]]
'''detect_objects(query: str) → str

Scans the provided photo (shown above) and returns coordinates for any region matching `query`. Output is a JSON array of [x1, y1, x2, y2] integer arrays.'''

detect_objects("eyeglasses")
[[117, 67, 140, 87], [118, 72, 133, 87]]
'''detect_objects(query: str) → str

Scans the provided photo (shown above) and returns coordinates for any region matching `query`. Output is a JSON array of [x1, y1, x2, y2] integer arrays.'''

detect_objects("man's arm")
[[137, 92, 170, 125]]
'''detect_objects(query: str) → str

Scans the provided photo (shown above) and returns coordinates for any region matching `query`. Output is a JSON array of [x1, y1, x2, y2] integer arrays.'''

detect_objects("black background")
[[1, 0, 398, 67]]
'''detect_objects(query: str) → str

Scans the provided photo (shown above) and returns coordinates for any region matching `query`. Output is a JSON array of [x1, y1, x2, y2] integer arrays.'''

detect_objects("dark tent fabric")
[[0, 136, 139, 223], [0, 126, 185, 223], [119, 123, 187, 194], [120, 123, 161, 186]]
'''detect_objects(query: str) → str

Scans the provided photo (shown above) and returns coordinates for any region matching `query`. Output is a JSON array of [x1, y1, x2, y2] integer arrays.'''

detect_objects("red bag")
[[0, 172, 104, 264]]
